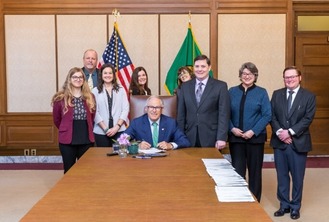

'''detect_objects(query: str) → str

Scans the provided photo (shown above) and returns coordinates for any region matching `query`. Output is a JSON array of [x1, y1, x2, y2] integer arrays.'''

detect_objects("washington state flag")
[[164, 22, 212, 95]]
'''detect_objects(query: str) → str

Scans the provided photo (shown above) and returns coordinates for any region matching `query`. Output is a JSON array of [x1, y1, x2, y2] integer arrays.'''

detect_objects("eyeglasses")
[[147, 106, 163, 111], [283, 75, 299, 80], [71, 76, 84, 81], [241, 72, 255, 77]]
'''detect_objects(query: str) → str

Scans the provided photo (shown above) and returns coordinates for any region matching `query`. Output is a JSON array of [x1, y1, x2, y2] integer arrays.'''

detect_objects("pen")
[[132, 155, 152, 159]]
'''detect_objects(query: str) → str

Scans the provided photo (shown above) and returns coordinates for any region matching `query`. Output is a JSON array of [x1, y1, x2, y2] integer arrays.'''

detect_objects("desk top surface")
[[21, 148, 271, 222]]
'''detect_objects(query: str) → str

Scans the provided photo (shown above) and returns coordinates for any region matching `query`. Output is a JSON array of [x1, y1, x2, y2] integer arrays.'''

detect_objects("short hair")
[[283, 66, 301, 77], [238, 62, 259, 83], [194, 54, 211, 66], [146, 95, 164, 107]]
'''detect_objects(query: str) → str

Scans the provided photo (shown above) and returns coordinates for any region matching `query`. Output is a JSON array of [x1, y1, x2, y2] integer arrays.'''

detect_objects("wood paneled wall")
[[0, 0, 328, 155]]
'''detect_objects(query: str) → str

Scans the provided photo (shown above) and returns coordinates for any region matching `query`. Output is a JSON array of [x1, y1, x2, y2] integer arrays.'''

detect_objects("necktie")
[[287, 90, 294, 113], [88, 74, 93, 90], [196, 82, 203, 105], [152, 122, 158, 147]]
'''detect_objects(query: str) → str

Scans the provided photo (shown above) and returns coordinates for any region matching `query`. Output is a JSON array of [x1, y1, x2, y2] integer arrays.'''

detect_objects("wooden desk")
[[21, 148, 271, 221]]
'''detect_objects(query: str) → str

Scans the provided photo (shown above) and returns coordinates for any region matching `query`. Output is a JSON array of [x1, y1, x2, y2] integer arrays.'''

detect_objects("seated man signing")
[[125, 96, 191, 150]]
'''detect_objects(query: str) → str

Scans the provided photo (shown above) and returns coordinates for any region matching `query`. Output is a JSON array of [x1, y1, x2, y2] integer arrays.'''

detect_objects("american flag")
[[98, 22, 134, 94]]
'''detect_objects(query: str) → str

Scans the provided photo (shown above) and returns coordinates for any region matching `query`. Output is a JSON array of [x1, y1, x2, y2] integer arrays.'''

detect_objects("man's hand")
[[215, 140, 226, 150], [139, 141, 152, 149], [278, 129, 291, 142], [157, 141, 174, 150]]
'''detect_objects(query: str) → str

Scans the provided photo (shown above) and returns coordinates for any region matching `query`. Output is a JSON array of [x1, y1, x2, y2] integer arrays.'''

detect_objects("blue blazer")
[[125, 114, 191, 148]]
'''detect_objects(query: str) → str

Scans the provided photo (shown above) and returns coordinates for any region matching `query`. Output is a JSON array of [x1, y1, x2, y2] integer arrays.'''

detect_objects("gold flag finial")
[[112, 9, 120, 22], [188, 11, 191, 23]]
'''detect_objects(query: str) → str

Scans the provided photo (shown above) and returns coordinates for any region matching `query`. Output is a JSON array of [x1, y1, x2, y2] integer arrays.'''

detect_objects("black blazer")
[[270, 87, 316, 152], [177, 77, 230, 147]]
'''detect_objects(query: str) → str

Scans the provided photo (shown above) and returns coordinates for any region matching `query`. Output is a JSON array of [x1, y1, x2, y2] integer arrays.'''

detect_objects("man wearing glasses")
[[270, 66, 316, 220], [125, 96, 190, 150]]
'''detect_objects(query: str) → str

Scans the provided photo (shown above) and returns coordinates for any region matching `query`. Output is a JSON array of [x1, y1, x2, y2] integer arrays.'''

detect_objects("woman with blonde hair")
[[51, 67, 96, 173]]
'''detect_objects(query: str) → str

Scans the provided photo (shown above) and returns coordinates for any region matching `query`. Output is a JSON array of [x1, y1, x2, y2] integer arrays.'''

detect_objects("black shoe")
[[274, 208, 290, 217], [290, 210, 300, 220]]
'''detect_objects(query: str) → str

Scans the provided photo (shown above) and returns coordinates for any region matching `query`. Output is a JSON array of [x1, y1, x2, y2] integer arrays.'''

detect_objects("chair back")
[[129, 95, 177, 119]]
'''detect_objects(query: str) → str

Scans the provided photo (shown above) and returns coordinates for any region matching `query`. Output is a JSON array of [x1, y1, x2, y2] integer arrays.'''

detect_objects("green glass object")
[[128, 144, 139, 155]]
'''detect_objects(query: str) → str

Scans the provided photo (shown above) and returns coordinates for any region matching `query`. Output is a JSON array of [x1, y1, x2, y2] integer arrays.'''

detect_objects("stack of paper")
[[215, 186, 255, 202], [202, 158, 255, 202]]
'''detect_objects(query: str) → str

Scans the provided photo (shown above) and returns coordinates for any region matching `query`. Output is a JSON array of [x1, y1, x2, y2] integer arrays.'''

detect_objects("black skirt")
[[71, 120, 91, 145]]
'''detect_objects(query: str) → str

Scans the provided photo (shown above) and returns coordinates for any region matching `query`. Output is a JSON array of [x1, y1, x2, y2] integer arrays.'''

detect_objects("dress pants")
[[94, 132, 123, 147], [274, 144, 307, 211], [59, 143, 93, 174], [229, 142, 264, 202]]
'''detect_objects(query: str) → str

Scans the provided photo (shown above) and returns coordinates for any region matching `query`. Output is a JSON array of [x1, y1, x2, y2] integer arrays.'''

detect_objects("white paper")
[[202, 158, 254, 202], [215, 186, 255, 202], [138, 148, 164, 154]]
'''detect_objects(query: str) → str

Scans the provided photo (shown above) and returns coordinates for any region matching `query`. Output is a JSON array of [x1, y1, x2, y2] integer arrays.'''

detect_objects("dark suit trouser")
[[229, 142, 264, 202], [274, 144, 307, 211]]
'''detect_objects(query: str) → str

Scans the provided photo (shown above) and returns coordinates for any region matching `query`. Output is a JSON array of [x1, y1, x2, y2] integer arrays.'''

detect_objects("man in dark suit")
[[125, 96, 190, 150], [82, 49, 99, 89], [177, 55, 230, 150], [270, 66, 316, 220]]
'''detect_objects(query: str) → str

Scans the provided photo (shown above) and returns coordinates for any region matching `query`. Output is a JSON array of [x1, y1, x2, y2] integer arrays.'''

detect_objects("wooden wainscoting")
[[0, 114, 60, 155]]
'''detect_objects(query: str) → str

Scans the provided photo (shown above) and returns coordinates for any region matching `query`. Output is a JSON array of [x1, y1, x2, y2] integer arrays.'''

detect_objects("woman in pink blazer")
[[52, 67, 96, 173]]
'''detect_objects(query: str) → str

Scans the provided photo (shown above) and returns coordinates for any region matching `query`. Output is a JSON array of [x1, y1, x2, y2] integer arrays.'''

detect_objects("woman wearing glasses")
[[51, 67, 96, 173], [228, 62, 271, 202]]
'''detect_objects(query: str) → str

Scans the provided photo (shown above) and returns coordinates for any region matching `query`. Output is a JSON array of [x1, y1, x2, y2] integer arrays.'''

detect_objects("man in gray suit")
[[177, 55, 230, 150], [270, 66, 316, 220]]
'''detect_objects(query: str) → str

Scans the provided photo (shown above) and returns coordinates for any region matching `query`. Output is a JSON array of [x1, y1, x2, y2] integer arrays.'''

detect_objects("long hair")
[[96, 63, 120, 93], [177, 66, 193, 87], [51, 67, 96, 114], [129, 66, 151, 95]]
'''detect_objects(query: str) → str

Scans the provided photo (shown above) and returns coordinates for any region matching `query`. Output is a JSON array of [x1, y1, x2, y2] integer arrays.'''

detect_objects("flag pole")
[[112, 9, 120, 76]]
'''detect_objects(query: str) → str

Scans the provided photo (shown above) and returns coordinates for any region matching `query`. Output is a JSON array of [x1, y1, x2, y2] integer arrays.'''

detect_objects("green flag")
[[165, 23, 212, 95]]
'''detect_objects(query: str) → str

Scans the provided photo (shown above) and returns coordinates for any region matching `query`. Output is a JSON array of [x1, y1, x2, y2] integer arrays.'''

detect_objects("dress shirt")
[[276, 85, 301, 136], [286, 85, 300, 105], [195, 77, 209, 94]]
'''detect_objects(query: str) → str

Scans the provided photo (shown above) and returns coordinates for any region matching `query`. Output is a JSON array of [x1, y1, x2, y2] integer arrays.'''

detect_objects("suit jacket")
[[270, 87, 316, 152], [177, 77, 230, 147], [124, 114, 191, 148], [92, 86, 129, 135], [53, 99, 95, 144]]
